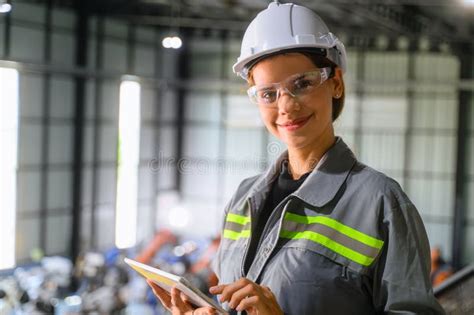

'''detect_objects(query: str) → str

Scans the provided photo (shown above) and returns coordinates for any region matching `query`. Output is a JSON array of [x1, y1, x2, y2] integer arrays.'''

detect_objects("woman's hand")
[[209, 278, 283, 315], [147, 280, 216, 315]]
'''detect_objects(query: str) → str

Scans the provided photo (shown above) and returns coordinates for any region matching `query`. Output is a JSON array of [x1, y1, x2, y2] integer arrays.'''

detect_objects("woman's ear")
[[332, 67, 344, 99]]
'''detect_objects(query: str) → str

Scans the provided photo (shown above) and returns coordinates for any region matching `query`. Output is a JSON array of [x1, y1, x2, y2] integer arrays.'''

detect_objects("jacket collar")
[[247, 137, 357, 208]]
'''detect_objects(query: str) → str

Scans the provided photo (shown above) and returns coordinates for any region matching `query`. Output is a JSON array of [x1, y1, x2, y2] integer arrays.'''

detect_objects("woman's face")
[[250, 53, 343, 150]]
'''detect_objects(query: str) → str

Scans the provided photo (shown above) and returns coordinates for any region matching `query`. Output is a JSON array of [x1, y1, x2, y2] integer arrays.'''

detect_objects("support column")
[[70, 0, 89, 263], [452, 42, 473, 270]]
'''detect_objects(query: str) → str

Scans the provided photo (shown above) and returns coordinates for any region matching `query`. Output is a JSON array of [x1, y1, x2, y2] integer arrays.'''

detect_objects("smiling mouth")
[[277, 114, 314, 131]]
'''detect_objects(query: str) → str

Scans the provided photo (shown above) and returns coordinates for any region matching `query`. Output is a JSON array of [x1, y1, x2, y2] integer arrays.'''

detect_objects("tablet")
[[124, 258, 227, 314]]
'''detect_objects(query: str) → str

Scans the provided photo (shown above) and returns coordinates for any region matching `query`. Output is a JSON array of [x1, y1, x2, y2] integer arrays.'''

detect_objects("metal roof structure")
[[35, 0, 473, 45]]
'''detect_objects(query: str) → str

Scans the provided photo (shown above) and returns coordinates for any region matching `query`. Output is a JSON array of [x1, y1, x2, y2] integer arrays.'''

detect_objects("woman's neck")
[[287, 134, 336, 180]]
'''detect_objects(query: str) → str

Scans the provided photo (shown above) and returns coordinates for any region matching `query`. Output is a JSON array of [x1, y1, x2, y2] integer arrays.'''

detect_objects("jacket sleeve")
[[372, 192, 445, 315], [210, 197, 233, 281]]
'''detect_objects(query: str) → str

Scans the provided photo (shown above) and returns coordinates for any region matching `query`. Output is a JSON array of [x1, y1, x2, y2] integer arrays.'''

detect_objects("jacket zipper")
[[256, 195, 294, 253], [240, 197, 254, 277], [240, 195, 295, 278]]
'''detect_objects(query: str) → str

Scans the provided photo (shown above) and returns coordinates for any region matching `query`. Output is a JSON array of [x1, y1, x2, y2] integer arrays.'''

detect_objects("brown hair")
[[247, 52, 345, 122]]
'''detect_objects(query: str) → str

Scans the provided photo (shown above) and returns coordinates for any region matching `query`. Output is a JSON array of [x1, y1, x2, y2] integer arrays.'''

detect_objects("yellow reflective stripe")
[[284, 212, 383, 249], [224, 213, 251, 241], [226, 213, 251, 225], [280, 230, 374, 266], [223, 229, 251, 240]]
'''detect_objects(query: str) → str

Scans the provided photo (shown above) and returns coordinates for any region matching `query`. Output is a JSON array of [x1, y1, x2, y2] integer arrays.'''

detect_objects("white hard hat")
[[233, 2, 347, 80]]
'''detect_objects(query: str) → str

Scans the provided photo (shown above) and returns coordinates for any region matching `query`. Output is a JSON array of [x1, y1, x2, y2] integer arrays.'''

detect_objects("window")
[[0, 68, 19, 269], [115, 80, 141, 249]]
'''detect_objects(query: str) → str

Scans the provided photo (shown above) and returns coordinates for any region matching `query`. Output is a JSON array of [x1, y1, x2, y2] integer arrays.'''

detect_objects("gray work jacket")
[[212, 138, 445, 315]]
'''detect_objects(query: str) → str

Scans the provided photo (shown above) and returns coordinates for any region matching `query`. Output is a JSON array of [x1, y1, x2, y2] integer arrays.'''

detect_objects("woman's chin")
[[280, 136, 311, 150]]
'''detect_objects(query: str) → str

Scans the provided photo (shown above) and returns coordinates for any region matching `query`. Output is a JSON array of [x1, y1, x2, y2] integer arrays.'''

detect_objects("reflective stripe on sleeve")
[[226, 213, 251, 225], [223, 229, 251, 240], [223, 213, 251, 240]]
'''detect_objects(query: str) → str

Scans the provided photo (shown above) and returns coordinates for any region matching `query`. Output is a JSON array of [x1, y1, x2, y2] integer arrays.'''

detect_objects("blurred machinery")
[[0, 230, 220, 315], [434, 265, 474, 315], [431, 247, 454, 287]]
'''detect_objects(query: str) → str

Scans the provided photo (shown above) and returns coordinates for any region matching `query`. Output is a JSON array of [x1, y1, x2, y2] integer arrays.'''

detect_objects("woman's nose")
[[277, 89, 300, 114]]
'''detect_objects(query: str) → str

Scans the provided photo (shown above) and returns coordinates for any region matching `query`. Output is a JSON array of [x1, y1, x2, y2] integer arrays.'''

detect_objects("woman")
[[148, 2, 445, 314]]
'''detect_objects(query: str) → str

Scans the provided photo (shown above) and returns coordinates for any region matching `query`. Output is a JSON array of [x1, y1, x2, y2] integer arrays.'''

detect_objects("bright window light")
[[0, 67, 19, 269], [168, 205, 191, 229], [115, 81, 141, 249]]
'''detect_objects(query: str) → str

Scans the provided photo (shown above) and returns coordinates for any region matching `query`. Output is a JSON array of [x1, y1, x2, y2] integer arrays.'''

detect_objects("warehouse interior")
[[0, 0, 473, 314]]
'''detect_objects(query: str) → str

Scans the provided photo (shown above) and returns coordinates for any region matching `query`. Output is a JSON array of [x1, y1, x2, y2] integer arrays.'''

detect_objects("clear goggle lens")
[[247, 67, 332, 105]]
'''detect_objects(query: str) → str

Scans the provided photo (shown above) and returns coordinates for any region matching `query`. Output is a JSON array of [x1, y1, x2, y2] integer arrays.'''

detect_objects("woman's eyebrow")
[[259, 86, 276, 91], [255, 82, 277, 88], [288, 73, 307, 81]]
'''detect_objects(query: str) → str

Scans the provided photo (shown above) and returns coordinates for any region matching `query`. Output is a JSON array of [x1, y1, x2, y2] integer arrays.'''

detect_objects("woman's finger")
[[209, 284, 225, 295], [218, 278, 251, 303], [261, 286, 276, 300], [194, 307, 217, 315], [171, 287, 192, 311], [228, 283, 256, 310], [180, 292, 190, 304], [180, 292, 199, 311], [146, 280, 172, 309], [235, 295, 260, 312]]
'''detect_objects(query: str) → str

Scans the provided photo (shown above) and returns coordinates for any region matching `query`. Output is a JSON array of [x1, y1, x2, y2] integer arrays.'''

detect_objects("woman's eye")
[[259, 90, 276, 102], [293, 79, 314, 91]]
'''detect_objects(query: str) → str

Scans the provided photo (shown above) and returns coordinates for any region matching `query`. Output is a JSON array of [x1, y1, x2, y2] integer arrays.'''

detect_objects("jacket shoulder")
[[224, 173, 262, 214], [349, 161, 413, 210]]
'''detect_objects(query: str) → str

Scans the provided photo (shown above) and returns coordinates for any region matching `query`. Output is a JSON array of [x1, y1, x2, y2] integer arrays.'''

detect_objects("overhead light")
[[463, 0, 474, 5], [0, 4, 11, 13], [0, 0, 11, 13], [162, 1, 183, 49], [162, 36, 182, 49]]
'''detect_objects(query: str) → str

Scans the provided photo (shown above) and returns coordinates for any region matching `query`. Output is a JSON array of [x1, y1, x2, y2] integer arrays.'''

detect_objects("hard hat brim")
[[234, 47, 329, 80]]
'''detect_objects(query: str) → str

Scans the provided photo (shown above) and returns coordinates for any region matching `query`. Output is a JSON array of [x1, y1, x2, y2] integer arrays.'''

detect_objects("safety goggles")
[[247, 67, 332, 106]]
